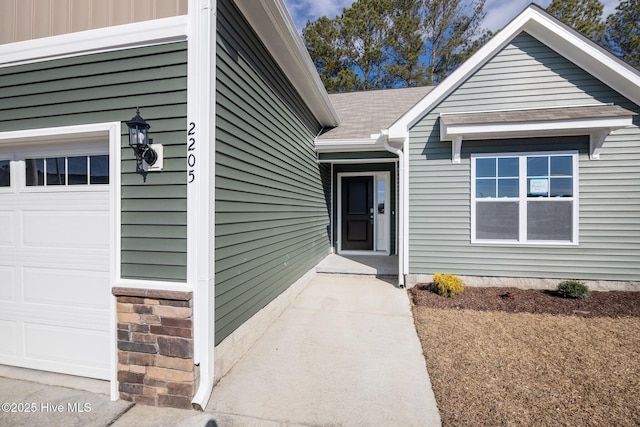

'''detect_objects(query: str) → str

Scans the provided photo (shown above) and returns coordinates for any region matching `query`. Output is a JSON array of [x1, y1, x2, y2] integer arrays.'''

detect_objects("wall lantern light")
[[126, 108, 159, 176]]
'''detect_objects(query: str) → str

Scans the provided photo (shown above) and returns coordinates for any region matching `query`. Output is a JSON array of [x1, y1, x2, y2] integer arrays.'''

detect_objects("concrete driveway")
[[0, 274, 440, 426]]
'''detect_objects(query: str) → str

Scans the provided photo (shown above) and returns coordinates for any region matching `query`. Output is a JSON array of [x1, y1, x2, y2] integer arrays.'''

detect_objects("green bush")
[[433, 273, 465, 298], [557, 280, 590, 299]]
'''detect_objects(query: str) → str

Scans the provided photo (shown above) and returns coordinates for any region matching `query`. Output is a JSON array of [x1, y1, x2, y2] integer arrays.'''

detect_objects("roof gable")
[[387, 4, 640, 142]]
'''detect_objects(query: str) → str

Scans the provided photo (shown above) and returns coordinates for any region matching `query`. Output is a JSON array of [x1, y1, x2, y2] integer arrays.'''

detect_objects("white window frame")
[[471, 150, 579, 246], [22, 153, 109, 189]]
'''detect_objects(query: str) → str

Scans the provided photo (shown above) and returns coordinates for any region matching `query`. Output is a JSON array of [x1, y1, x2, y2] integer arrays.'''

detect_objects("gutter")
[[381, 132, 405, 287]]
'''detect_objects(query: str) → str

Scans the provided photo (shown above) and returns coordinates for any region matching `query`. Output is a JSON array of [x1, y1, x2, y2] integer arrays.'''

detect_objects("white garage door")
[[0, 141, 111, 380]]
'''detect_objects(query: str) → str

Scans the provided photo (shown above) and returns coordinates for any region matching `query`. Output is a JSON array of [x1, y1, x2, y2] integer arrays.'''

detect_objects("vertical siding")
[[214, 0, 330, 344], [409, 32, 640, 281], [0, 0, 188, 45], [0, 42, 188, 282]]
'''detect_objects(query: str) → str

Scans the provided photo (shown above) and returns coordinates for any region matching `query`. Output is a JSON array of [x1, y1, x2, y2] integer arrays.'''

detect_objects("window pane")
[[550, 156, 572, 176], [476, 201, 519, 240], [498, 178, 518, 197], [476, 158, 496, 178], [528, 201, 573, 241], [26, 158, 45, 186], [498, 157, 518, 177], [68, 156, 88, 185], [476, 179, 496, 198], [90, 155, 109, 184], [0, 160, 9, 187], [527, 156, 548, 177], [550, 178, 572, 197], [46, 157, 65, 185]]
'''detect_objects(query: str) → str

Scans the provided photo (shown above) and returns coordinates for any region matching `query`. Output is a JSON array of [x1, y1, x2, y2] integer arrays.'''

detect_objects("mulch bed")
[[410, 284, 640, 426], [409, 284, 640, 318]]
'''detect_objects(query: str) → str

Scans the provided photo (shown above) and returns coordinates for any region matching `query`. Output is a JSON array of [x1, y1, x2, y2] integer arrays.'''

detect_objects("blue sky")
[[283, 0, 622, 34]]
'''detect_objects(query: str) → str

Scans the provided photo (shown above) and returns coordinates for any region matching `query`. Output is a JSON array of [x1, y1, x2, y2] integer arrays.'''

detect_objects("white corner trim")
[[0, 15, 188, 67], [234, 0, 339, 127]]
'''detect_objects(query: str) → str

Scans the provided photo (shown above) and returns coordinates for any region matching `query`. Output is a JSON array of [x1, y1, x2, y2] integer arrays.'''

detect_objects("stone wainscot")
[[112, 287, 197, 410]]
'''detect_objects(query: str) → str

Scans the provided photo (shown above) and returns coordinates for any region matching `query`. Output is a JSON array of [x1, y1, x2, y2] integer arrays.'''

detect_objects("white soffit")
[[387, 5, 640, 142], [234, 0, 339, 128], [315, 137, 385, 153]]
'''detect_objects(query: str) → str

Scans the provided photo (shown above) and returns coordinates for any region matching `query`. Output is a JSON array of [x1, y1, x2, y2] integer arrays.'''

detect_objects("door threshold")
[[338, 251, 390, 256]]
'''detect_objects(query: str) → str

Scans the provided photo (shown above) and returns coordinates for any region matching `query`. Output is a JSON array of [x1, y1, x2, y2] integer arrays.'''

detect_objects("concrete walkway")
[[0, 274, 441, 426]]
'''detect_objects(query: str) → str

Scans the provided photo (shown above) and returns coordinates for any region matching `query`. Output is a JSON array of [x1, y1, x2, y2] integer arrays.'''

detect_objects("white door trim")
[[337, 171, 390, 256]]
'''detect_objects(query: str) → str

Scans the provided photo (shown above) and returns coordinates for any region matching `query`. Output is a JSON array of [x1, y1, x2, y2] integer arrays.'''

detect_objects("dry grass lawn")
[[413, 307, 640, 426]]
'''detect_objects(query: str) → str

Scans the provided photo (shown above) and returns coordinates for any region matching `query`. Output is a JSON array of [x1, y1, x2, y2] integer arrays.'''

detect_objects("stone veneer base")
[[112, 287, 196, 410]]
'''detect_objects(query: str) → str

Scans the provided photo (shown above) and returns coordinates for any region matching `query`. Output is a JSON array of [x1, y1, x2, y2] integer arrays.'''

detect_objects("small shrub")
[[433, 273, 465, 298], [557, 279, 590, 299]]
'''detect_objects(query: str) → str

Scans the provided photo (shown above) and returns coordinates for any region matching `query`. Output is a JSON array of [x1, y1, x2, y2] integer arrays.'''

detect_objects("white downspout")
[[382, 132, 405, 287], [190, 0, 216, 410]]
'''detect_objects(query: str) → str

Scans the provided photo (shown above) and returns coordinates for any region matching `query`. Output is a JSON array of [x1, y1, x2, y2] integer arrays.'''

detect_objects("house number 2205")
[[187, 122, 196, 183]]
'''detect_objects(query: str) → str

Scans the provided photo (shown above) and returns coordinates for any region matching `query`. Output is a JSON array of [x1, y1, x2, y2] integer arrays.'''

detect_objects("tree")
[[421, 0, 488, 84], [339, 0, 394, 90], [386, 0, 430, 87], [605, 0, 640, 69], [302, 0, 489, 92], [546, 0, 606, 42], [303, 16, 355, 93]]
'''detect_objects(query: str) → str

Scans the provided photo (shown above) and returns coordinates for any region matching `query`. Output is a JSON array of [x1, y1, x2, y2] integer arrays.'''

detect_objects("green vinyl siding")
[[0, 42, 188, 282], [408, 32, 640, 281], [214, 0, 330, 345]]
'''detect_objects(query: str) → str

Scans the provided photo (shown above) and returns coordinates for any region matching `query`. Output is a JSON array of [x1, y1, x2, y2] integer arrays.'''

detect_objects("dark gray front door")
[[341, 176, 374, 251]]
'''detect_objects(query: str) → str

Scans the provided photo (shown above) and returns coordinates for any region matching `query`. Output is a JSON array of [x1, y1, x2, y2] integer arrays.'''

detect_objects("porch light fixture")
[[126, 108, 158, 175]]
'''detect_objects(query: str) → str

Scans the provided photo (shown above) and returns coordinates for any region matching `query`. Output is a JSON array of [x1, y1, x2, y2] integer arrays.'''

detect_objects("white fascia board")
[[0, 16, 188, 67], [234, 0, 339, 128], [387, 5, 640, 142], [440, 116, 634, 141], [315, 138, 385, 152]]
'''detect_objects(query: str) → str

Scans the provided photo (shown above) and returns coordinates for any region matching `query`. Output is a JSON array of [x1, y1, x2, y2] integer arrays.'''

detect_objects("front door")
[[341, 176, 374, 251]]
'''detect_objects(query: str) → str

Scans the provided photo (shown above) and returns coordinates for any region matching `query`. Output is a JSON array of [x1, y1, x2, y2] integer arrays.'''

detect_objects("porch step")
[[316, 254, 398, 278]]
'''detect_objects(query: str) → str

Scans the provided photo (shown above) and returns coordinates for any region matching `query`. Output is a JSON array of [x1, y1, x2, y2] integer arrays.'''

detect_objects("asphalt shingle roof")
[[318, 86, 433, 140]]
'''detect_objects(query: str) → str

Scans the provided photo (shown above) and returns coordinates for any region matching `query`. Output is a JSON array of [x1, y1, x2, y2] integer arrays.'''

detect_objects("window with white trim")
[[472, 151, 578, 245], [25, 155, 109, 187]]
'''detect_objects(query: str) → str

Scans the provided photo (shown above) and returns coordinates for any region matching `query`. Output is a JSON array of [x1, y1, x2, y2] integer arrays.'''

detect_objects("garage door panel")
[[24, 323, 109, 380], [0, 142, 110, 380], [22, 210, 109, 249], [0, 266, 16, 301], [23, 267, 109, 310], [0, 320, 18, 357], [0, 211, 16, 245]]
